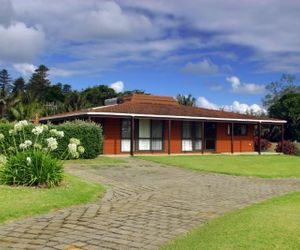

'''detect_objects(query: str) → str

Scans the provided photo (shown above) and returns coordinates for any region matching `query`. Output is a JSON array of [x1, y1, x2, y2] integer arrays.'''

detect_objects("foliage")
[[254, 137, 272, 151], [0, 150, 63, 187], [268, 92, 300, 141], [176, 94, 196, 106], [0, 174, 104, 224], [275, 141, 298, 155], [82, 85, 117, 108], [263, 73, 300, 108], [0, 120, 102, 159], [53, 120, 103, 159], [0, 69, 12, 98], [0, 120, 84, 187], [137, 155, 300, 178], [163, 192, 300, 250], [0, 66, 142, 121]]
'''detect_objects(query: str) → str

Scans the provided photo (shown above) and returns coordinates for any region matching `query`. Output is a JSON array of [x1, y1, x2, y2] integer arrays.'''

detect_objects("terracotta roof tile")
[[40, 94, 285, 123]]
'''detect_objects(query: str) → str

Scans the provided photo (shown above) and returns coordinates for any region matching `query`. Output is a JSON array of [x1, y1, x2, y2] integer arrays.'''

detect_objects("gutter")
[[39, 111, 287, 124]]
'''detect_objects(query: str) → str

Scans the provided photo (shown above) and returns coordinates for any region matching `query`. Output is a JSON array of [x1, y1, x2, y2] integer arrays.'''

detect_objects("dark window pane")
[[234, 124, 248, 136], [121, 119, 131, 138], [194, 122, 202, 139], [152, 120, 163, 138], [205, 139, 215, 150], [182, 121, 192, 138]]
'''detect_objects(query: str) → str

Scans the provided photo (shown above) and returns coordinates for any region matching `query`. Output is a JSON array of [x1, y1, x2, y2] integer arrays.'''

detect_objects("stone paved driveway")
[[1, 158, 300, 250]]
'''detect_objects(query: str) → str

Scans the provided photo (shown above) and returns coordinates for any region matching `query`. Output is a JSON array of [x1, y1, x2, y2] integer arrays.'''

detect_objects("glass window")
[[121, 119, 131, 152], [151, 120, 163, 151], [182, 121, 203, 151], [139, 119, 151, 150], [137, 119, 164, 151], [227, 124, 248, 136]]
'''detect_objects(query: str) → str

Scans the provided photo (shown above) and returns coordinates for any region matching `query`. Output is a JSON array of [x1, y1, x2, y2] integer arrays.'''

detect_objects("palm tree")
[[176, 94, 196, 106]]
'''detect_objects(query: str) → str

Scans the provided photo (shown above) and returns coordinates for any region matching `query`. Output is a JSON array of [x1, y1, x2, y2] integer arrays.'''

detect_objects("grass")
[[65, 156, 127, 166], [137, 155, 300, 178], [0, 173, 105, 224], [163, 192, 300, 250]]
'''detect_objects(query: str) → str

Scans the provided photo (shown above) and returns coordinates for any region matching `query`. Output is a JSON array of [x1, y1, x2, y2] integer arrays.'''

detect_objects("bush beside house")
[[0, 120, 103, 159], [276, 141, 298, 155], [254, 137, 272, 151]]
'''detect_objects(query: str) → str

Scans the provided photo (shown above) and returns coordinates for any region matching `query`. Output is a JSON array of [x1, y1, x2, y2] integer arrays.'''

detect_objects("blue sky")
[[0, 0, 299, 113]]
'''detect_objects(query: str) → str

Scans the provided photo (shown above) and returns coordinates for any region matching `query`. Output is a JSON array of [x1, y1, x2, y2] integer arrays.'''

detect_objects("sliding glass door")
[[138, 119, 164, 152], [204, 122, 216, 151], [182, 121, 202, 152]]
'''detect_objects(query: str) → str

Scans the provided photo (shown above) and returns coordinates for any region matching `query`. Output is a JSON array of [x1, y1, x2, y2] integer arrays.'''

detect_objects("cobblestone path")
[[1, 157, 300, 250]]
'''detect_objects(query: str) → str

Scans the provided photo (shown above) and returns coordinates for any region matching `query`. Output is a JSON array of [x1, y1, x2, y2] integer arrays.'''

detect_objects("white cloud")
[[182, 59, 219, 74], [197, 96, 266, 114], [197, 97, 219, 110], [0, 22, 45, 62], [2, 0, 300, 74], [110, 81, 124, 93], [226, 76, 265, 94], [223, 101, 267, 114], [13, 63, 36, 75], [13, 63, 75, 77]]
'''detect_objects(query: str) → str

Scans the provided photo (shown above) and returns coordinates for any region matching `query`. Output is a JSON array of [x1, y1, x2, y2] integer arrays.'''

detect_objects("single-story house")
[[40, 94, 285, 155]]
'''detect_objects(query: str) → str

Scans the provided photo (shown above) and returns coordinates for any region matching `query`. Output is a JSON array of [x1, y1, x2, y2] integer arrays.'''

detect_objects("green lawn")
[[66, 156, 127, 166], [163, 192, 300, 250], [137, 155, 300, 178], [0, 173, 104, 224]]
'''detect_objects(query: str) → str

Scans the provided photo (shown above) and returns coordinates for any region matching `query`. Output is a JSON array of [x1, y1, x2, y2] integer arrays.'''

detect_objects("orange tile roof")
[[40, 94, 285, 123]]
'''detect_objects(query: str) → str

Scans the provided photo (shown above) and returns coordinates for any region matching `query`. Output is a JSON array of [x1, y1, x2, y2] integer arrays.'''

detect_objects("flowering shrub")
[[254, 137, 272, 151], [0, 120, 84, 187], [275, 141, 298, 155]]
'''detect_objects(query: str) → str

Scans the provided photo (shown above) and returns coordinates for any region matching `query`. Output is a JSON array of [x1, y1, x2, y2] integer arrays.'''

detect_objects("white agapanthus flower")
[[32, 126, 43, 135], [0, 155, 7, 165], [56, 131, 64, 138], [68, 143, 77, 157], [70, 138, 80, 145], [78, 146, 85, 154], [26, 157, 31, 166], [34, 143, 42, 149], [46, 137, 58, 151], [14, 120, 29, 131], [42, 124, 49, 131], [9, 129, 15, 135], [19, 143, 26, 149], [0, 133, 4, 141], [50, 129, 64, 138], [24, 140, 32, 147]]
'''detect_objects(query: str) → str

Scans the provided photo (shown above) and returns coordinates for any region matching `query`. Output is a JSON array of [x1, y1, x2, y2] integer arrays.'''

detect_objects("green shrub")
[[0, 120, 102, 159], [0, 120, 85, 187], [52, 120, 103, 159], [0, 150, 63, 187]]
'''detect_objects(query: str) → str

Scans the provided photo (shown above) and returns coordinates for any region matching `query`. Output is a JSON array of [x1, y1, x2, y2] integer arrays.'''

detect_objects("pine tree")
[[0, 69, 12, 98], [27, 65, 51, 100], [12, 77, 26, 97]]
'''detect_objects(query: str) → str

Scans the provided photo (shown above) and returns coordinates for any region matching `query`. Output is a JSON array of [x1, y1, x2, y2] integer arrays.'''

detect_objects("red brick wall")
[[170, 120, 182, 154], [216, 123, 254, 153], [103, 118, 121, 154]]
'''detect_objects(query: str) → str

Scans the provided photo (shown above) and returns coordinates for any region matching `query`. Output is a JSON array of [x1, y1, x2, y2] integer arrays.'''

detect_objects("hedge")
[[0, 120, 103, 159]]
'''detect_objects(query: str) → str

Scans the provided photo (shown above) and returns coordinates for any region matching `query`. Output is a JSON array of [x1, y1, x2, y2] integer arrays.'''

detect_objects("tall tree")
[[263, 74, 300, 108], [12, 77, 26, 97], [268, 92, 300, 141], [82, 85, 117, 107], [176, 94, 196, 106], [0, 69, 12, 98], [27, 65, 51, 100]]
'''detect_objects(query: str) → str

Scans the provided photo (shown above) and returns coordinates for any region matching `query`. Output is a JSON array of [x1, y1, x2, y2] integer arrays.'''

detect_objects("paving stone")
[[1, 157, 300, 249]]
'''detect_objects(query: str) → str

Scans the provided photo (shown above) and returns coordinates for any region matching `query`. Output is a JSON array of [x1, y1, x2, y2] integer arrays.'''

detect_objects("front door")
[[204, 122, 216, 151]]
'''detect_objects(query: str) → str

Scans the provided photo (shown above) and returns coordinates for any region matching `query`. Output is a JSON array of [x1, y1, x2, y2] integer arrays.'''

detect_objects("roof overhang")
[[40, 111, 287, 124]]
